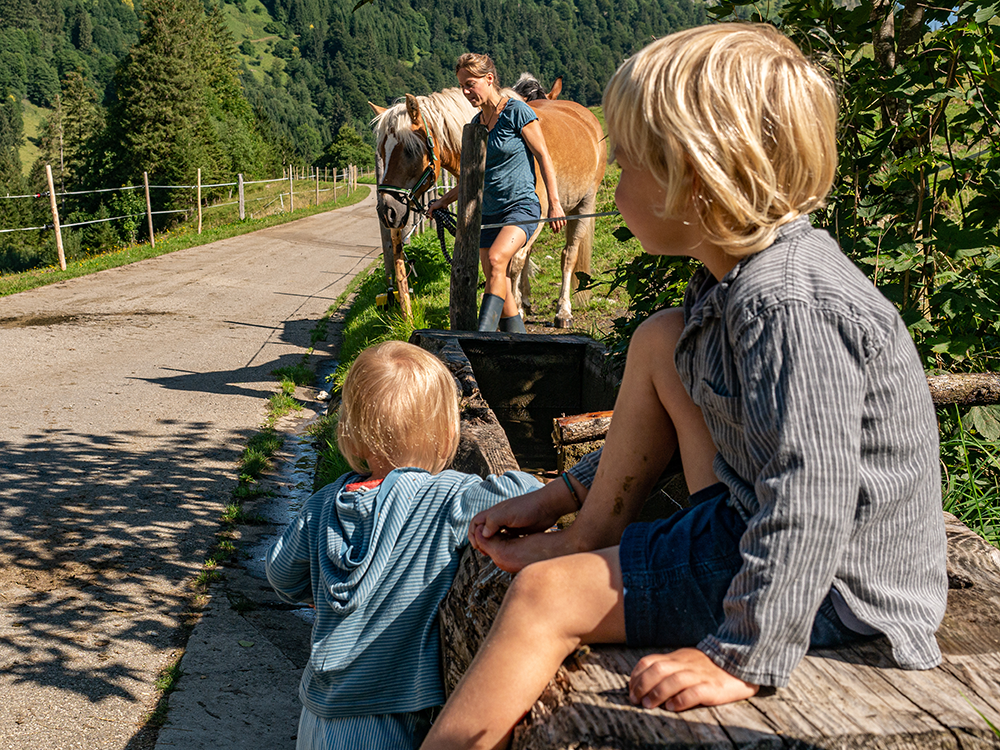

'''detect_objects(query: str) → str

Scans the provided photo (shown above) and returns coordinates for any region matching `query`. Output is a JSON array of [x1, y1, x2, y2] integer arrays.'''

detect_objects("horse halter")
[[376, 128, 439, 215]]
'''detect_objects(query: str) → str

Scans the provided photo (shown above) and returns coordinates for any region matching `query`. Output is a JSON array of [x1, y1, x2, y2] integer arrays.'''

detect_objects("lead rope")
[[432, 208, 457, 265]]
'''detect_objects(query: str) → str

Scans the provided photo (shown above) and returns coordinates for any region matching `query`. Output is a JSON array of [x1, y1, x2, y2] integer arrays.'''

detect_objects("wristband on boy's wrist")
[[561, 472, 582, 510]]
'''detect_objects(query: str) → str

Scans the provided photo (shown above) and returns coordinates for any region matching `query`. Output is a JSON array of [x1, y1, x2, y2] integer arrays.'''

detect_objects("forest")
[[0, 0, 704, 271]]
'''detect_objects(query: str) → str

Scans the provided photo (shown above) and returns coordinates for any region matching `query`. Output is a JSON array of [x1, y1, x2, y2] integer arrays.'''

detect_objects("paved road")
[[0, 192, 381, 750]]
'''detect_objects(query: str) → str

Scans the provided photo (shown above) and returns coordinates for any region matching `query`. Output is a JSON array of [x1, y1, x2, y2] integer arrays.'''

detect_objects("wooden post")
[[391, 227, 413, 322], [238, 173, 245, 220], [315, 167, 319, 206], [196, 168, 203, 234], [450, 123, 488, 330], [45, 164, 66, 270], [143, 171, 155, 248], [288, 171, 294, 212]]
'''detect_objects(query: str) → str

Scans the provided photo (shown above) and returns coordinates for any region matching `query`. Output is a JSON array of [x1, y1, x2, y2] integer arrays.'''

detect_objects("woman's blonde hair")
[[456, 52, 501, 91], [337, 341, 460, 475], [603, 23, 838, 256]]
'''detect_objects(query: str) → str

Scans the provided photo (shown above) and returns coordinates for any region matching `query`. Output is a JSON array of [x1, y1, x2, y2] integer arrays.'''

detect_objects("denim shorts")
[[619, 482, 871, 650], [480, 200, 540, 248]]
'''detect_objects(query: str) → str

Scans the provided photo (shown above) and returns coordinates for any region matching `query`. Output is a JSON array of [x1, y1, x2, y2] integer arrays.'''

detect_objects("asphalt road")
[[0, 191, 381, 750]]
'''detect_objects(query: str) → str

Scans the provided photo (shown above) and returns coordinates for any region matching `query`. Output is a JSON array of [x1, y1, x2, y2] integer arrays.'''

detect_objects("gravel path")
[[0, 193, 381, 750]]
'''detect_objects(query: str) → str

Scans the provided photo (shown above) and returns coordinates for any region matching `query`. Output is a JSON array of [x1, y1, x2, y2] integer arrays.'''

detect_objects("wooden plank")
[[554, 411, 614, 444]]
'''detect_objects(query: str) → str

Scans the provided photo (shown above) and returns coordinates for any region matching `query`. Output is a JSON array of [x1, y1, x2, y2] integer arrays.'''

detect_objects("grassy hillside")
[[18, 100, 49, 177]]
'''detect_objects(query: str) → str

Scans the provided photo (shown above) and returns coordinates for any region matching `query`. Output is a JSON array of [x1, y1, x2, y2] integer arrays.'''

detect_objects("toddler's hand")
[[629, 648, 758, 712]]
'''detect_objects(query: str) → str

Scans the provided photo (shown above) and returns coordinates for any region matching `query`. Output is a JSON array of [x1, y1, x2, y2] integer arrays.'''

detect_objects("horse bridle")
[[376, 127, 440, 216]]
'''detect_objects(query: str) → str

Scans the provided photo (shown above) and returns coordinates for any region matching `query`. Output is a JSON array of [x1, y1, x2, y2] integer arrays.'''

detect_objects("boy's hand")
[[470, 482, 576, 547], [629, 648, 758, 712]]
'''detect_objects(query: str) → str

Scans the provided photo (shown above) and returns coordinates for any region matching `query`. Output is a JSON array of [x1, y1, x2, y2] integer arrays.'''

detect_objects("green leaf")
[[969, 406, 1000, 442], [238, 640, 255, 648], [612, 226, 634, 243], [973, 2, 1000, 24]]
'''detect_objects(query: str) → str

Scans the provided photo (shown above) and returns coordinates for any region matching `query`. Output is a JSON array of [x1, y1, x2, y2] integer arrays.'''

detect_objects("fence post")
[[238, 173, 245, 220], [288, 171, 294, 212], [45, 164, 66, 271], [143, 171, 155, 249], [451, 123, 488, 330], [391, 227, 413, 323], [315, 167, 319, 206], [197, 168, 203, 234]]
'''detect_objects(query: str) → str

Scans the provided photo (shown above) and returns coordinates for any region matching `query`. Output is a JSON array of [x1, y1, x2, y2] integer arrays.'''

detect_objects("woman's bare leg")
[[480, 226, 528, 315], [421, 547, 625, 750]]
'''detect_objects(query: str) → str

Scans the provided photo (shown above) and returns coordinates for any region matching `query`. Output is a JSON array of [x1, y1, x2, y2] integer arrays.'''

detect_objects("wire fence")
[[1, 164, 370, 272]]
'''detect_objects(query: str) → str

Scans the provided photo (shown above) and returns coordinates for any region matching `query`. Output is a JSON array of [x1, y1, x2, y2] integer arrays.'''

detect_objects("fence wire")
[[2, 168, 367, 237]]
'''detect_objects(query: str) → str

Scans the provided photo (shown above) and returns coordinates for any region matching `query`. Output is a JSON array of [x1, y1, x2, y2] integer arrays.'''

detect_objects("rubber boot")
[[477, 293, 505, 332], [499, 314, 527, 334]]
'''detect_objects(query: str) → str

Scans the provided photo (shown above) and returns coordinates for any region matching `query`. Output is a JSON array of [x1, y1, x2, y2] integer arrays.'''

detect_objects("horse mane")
[[371, 86, 527, 156], [371, 88, 473, 159], [513, 72, 547, 101]]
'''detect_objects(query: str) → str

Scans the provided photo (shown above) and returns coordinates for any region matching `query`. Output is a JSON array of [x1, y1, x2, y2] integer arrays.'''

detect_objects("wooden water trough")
[[411, 329, 1000, 749]]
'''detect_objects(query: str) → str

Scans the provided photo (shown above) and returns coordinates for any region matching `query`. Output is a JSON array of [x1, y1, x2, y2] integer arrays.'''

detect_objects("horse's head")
[[512, 73, 563, 101], [370, 94, 439, 229]]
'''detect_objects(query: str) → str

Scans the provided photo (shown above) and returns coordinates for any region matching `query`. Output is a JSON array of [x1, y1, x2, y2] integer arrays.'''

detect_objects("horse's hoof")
[[554, 316, 572, 329]]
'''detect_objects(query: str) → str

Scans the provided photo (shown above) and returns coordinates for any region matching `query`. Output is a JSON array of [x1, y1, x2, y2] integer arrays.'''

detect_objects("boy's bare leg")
[[476, 308, 718, 570], [421, 547, 626, 750]]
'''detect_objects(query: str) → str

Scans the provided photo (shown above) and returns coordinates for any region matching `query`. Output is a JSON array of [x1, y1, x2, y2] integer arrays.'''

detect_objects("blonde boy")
[[266, 341, 542, 750], [421, 24, 946, 749]]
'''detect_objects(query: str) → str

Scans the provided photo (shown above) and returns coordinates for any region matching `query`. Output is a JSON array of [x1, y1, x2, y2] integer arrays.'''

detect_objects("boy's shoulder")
[[727, 218, 899, 332]]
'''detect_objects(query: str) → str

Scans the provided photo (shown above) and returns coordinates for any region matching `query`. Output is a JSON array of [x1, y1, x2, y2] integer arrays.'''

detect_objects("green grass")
[[272, 361, 313, 385], [310, 412, 354, 491], [0, 184, 370, 297], [940, 406, 1000, 548], [18, 99, 48, 175], [146, 657, 184, 728]]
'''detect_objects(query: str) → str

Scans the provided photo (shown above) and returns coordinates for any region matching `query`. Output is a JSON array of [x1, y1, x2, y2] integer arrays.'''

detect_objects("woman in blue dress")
[[428, 53, 566, 332]]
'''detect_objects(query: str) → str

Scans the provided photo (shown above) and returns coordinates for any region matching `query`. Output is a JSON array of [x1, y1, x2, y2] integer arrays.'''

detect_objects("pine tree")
[[105, 0, 217, 191], [34, 72, 103, 191]]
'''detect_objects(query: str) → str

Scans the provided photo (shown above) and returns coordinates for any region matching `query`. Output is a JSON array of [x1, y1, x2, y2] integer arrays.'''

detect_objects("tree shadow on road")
[[0, 416, 254, 746]]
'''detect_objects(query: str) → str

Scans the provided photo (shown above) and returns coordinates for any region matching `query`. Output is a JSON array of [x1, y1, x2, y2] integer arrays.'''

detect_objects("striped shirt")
[[266, 467, 543, 738], [570, 218, 947, 687]]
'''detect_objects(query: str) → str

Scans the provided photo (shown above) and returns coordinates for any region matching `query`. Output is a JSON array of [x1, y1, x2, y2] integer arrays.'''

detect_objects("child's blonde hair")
[[337, 341, 460, 475], [456, 52, 501, 90], [603, 23, 838, 256]]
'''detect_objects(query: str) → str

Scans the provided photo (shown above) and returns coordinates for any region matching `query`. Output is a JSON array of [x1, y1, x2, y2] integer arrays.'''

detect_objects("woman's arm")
[[426, 185, 459, 216], [520, 119, 566, 233]]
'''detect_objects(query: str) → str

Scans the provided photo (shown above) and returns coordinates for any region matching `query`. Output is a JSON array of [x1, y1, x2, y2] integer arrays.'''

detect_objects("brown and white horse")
[[369, 79, 605, 328]]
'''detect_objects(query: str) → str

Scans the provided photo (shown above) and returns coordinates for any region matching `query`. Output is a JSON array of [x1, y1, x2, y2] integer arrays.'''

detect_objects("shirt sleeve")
[[566, 449, 601, 488], [697, 302, 867, 687], [507, 99, 538, 135], [266, 500, 316, 605], [448, 470, 544, 543]]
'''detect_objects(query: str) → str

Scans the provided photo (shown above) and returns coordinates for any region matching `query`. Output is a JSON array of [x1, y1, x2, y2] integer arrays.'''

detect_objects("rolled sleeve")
[[566, 449, 601, 489]]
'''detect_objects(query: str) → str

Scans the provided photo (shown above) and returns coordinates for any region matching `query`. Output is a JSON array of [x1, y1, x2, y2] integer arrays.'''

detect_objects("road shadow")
[[0, 418, 252, 708]]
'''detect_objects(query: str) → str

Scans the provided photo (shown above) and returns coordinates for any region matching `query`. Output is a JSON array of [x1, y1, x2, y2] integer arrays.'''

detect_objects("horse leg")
[[553, 213, 591, 328], [514, 223, 543, 316], [554, 181, 597, 327]]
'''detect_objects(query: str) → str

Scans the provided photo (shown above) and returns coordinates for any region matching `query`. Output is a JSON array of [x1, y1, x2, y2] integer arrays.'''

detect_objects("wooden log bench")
[[413, 331, 1000, 749]]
